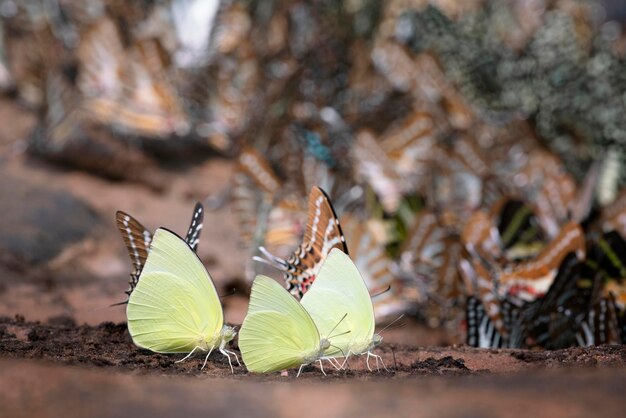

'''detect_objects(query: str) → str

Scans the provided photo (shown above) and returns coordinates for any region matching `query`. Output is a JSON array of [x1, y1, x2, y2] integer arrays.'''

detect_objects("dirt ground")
[[1, 316, 626, 418], [1, 97, 626, 417]]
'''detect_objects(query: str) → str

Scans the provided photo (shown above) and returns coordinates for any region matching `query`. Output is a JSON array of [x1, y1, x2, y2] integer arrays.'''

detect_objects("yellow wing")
[[239, 276, 322, 373]]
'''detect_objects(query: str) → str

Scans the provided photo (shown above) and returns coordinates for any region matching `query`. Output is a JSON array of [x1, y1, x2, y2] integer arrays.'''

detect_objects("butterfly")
[[497, 222, 585, 302], [398, 210, 463, 326], [352, 111, 436, 214], [521, 252, 589, 349], [255, 186, 348, 298], [300, 249, 385, 370], [115, 202, 203, 301], [126, 228, 239, 372], [465, 296, 504, 348], [238, 275, 333, 376], [77, 17, 189, 139]]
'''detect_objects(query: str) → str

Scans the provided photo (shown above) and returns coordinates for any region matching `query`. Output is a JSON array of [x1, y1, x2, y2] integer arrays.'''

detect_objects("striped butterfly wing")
[[466, 296, 524, 348], [115, 211, 153, 296], [284, 187, 348, 297], [459, 256, 507, 339], [118, 38, 190, 138], [576, 296, 621, 347], [521, 252, 588, 349], [352, 130, 406, 214], [466, 296, 504, 348], [461, 209, 502, 264], [233, 147, 282, 252], [498, 222, 585, 302], [184, 202, 204, 252]]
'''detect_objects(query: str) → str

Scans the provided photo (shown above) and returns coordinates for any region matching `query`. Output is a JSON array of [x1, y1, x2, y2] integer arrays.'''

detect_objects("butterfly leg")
[[297, 364, 307, 378], [200, 347, 215, 370], [365, 351, 373, 372], [317, 359, 327, 376], [225, 349, 241, 367], [322, 357, 342, 371], [176, 346, 201, 364], [369, 351, 388, 372], [219, 339, 241, 370], [219, 347, 236, 374], [340, 351, 354, 370]]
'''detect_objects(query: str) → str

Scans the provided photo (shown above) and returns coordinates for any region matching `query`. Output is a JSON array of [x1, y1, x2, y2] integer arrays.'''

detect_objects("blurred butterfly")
[[255, 186, 347, 298], [352, 111, 436, 214], [233, 148, 305, 280], [497, 222, 585, 302], [126, 228, 239, 372], [459, 256, 507, 340], [77, 18, 189, 139], [521, 252, 590, 349], [115, 202, 203, 302], [397, 210, 463, 327]]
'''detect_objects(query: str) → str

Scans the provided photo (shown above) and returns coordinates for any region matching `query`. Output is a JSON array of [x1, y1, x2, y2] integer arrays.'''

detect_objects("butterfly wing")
[[115, 210, 153, 294], [126, 228, 223, 353], [301, 249, 375, 357], [342, 214, 410, 320], [284, 187, 348, 296], [184, 202, 204, 251], [239, 275, 321, 373]]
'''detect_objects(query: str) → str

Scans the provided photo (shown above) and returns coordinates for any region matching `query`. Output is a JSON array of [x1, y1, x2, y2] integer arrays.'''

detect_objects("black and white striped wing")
[[466, 296, 504, 348], [184, 202, 204, 251]]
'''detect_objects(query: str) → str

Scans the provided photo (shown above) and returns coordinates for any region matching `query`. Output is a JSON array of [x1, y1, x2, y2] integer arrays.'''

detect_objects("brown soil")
[[1, 315, 626, 418], [1, 315, 626, 380]]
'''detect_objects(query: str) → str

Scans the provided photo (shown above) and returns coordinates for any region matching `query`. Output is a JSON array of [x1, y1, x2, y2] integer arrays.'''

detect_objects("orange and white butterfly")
[[497, 222, 586, 302], [352, 111, 436, 214], [255, 186, 348, 297]]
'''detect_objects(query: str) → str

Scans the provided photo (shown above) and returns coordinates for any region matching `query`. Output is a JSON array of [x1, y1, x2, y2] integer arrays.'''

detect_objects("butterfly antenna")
[[328, 330, 351, 340], [108, 300, 129, 307], [327, 312, 348, 339], [330, 344, 347, 359], [370, 285, 391, 298], [252, 247, 289, 271], [377, 314, 406, 336]]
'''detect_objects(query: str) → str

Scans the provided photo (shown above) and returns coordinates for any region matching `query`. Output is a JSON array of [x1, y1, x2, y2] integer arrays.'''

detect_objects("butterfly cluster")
[[9, 0, 626, 360], [116, 202, 387, 375]]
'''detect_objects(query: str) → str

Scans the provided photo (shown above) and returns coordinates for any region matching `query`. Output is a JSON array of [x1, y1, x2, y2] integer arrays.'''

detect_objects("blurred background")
[[1, 0, 626, 350]]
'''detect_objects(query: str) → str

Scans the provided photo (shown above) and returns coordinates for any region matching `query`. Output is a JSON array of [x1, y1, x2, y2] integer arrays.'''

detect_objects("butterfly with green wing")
[[115, 202, 203, 303], [238, 275, 337, 376], [126, 227, 239, 372], [301, 248, 387, 371]]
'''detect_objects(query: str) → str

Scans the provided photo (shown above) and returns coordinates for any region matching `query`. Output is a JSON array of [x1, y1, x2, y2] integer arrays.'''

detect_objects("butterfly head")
[[373, 334, 383, 347], [221, 325, 237, 343], [320, 338, 331, 351]]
